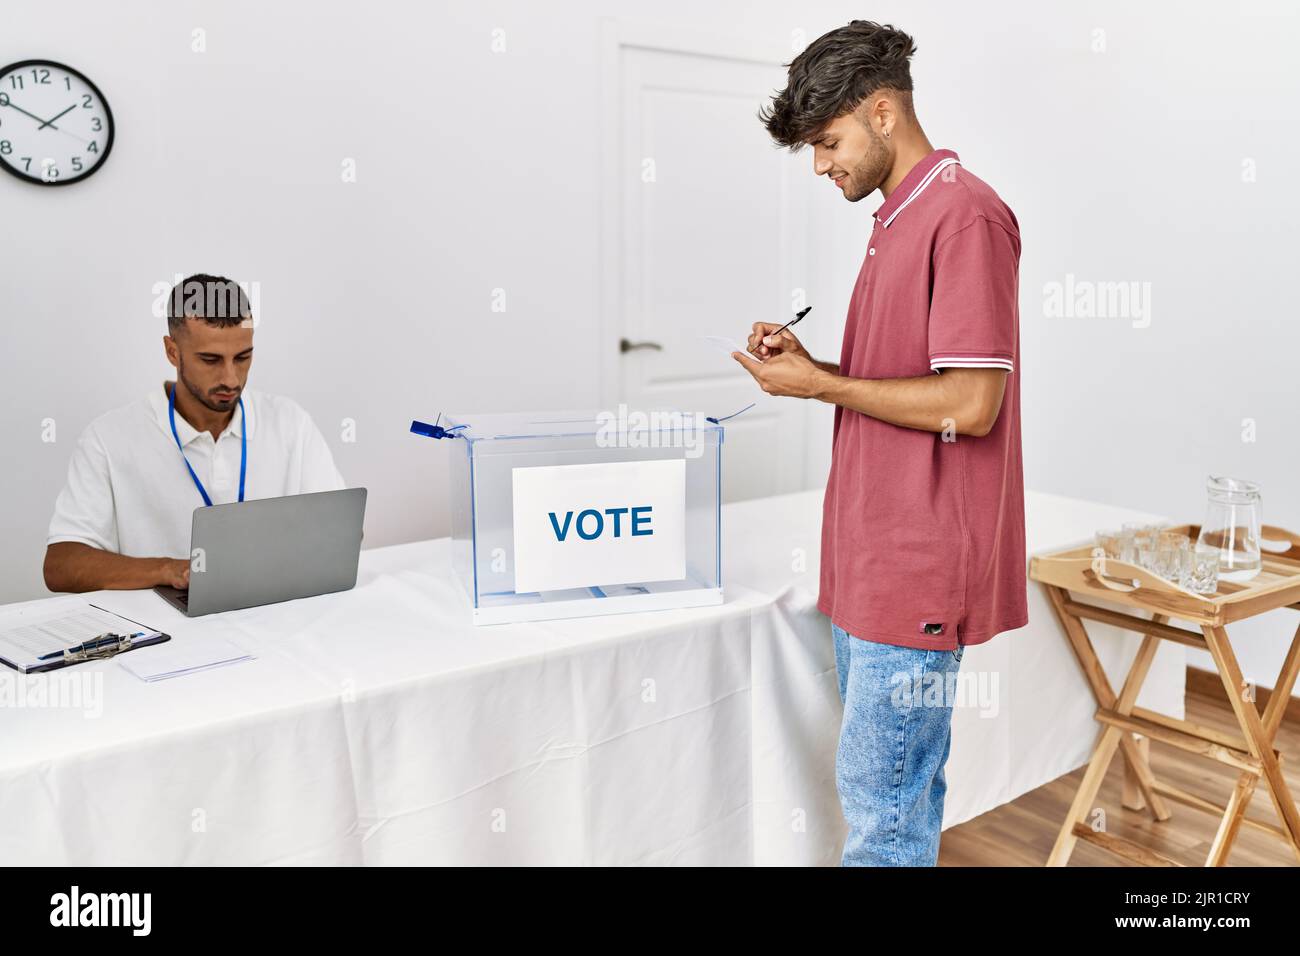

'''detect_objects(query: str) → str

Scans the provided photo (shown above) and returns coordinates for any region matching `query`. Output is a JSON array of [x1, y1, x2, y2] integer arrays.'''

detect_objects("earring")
[[883, 128, 891, 139]]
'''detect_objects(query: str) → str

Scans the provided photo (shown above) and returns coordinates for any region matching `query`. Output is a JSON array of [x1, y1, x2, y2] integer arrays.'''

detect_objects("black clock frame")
[[0, 58, 115, 187]]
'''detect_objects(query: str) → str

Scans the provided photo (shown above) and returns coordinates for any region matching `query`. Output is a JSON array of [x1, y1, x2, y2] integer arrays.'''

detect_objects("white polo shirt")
[[47, 383, 346, 560]]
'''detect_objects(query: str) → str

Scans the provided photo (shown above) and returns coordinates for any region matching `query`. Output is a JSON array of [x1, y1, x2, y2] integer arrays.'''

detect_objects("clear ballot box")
[[413, 409, 724, 625]]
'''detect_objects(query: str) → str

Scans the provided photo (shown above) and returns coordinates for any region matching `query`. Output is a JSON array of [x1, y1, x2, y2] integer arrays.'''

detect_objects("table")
[[1031, 523, 1300, 866], [0, 490, 1185, 865]]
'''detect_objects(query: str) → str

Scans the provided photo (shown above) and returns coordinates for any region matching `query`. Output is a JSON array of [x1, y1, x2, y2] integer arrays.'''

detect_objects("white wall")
[[4, 0, 1298, 688]]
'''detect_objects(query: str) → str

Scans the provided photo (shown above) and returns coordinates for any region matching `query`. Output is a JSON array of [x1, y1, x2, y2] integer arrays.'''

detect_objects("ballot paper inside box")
[[431, 410, 723, 625]]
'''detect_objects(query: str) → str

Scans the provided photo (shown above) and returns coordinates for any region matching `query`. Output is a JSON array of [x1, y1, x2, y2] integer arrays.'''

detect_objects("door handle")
[[619, 338, 663, 353]]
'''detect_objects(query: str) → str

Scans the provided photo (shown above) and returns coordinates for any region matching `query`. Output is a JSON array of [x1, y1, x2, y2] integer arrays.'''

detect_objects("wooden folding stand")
[[1029, 524, 1300, 867]]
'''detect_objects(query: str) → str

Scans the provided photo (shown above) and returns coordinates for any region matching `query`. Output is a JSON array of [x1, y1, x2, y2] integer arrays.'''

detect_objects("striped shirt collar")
[[874, 149, 961, 228]]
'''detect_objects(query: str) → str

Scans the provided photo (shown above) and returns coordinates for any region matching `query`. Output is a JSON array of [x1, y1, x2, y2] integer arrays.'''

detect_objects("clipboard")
[[0, 602, 171, 674]]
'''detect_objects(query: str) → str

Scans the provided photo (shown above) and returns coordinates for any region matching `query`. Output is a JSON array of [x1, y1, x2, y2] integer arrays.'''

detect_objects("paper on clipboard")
[[0, 598, 164, 673]]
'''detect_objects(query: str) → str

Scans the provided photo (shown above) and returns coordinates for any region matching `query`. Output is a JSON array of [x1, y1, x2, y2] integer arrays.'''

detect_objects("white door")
[[603, 36, 811, 502]]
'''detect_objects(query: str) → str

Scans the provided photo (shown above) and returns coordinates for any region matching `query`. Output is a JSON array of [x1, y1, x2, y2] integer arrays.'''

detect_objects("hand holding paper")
[[732, 348, 825, 400]]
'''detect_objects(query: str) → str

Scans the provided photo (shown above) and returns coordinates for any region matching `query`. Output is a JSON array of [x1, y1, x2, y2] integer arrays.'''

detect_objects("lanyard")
[[168, 384, 246, 506]]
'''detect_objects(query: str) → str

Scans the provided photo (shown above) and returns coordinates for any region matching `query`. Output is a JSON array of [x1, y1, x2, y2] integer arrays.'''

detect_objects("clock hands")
[[2, 98, 62, 129], [38, 104, 77, 129], [0, 98, 90, 145]]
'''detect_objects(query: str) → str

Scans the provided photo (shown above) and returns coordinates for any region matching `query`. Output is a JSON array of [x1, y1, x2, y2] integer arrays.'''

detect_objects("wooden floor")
[[939, 678, 1300, 866]]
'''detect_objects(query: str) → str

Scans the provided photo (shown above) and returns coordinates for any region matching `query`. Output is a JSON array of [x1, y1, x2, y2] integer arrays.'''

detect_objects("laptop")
[[155, 488, 367, 617]]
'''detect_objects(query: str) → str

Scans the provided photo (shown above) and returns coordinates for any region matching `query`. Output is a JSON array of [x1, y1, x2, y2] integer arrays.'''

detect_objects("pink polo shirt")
[[817, 148, 1027, 650]]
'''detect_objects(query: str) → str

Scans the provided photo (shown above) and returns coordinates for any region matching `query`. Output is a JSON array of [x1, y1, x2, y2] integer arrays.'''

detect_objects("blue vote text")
[[548, 506, 653, 541]]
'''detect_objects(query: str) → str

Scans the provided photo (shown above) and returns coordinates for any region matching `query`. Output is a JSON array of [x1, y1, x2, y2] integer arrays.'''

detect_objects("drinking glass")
[[1156, 531, 1191, 586], [1116, 527, 1138, 564], [1095, 530, 1122, 559], [1188, 546, 1220, 595], [1130, 524, 1163, 570]]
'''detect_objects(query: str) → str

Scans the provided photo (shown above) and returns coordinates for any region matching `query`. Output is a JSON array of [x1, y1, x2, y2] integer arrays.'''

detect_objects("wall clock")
[[0, 59, 114, 186]]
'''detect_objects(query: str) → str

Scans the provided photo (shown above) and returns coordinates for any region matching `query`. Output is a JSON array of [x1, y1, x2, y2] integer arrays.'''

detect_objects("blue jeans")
[[831, 623, 964, 866]]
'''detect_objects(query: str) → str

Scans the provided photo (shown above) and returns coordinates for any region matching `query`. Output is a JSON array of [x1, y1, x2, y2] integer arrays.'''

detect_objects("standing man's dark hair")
[[759, 21, 917, 149]]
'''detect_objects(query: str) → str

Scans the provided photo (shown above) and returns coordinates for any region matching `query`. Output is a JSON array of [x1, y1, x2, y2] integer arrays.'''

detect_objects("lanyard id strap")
[[168, 383, 247, 506]]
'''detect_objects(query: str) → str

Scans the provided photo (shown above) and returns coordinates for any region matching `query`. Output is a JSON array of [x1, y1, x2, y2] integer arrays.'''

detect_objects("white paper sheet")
[[700, 335, 763, 363], [118, 635, 254, 683]]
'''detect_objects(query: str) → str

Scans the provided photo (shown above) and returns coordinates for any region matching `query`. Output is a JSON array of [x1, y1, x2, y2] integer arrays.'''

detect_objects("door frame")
[[597, 18, 816, 490]]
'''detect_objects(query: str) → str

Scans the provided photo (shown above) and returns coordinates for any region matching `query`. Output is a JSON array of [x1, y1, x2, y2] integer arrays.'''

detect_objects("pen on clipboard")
[[38, 631, 144, 661], [748, 306, 812, 355]]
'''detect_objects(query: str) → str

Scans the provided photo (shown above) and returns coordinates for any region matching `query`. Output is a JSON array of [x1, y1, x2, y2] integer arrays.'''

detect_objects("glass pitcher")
[[1197, 476, 1262, 583]]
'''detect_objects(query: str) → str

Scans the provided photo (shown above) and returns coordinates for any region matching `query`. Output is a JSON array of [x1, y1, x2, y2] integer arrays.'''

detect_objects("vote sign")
[[511, 458, 687, 593]]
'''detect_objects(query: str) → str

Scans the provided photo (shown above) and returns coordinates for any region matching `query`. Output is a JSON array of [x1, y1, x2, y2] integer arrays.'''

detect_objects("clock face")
[[0, 60, 114, 186]]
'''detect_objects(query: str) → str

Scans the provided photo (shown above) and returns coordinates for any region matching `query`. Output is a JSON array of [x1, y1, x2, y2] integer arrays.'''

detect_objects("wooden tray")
[[1029, 524, 1300, 626]]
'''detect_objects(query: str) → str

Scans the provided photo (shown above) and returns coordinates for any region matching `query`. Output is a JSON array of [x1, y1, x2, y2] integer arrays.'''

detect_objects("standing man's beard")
[[177, 356, 240, 413], [841, 129, 892, 202]]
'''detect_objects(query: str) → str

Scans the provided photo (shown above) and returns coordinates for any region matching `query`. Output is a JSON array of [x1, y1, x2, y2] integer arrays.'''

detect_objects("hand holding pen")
[[747, 306, 812, 360]]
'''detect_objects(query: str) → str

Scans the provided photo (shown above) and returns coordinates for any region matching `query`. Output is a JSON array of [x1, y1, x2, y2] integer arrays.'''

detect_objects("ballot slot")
[[440, 410, 723, 625]]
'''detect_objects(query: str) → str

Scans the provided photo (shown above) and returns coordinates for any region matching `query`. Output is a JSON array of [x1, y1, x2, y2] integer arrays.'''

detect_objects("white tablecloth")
[[0, 489, 1183, 865]]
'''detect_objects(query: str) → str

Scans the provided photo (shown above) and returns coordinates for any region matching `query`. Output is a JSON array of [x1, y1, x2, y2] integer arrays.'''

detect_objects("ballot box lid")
[[443, 410, 724, 444]]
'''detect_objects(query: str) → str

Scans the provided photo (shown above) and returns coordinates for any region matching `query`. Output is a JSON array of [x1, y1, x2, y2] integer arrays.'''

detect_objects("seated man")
[[44, 273, 346, 593]]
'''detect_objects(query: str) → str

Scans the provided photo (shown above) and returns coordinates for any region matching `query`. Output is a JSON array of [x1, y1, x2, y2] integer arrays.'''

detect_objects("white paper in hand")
[[700, 335, 763, 364]]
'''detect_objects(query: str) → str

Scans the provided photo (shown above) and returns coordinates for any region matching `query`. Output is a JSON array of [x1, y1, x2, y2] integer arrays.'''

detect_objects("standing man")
[[43, 274, 346, 593], [742, 21, 1027, 865]]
